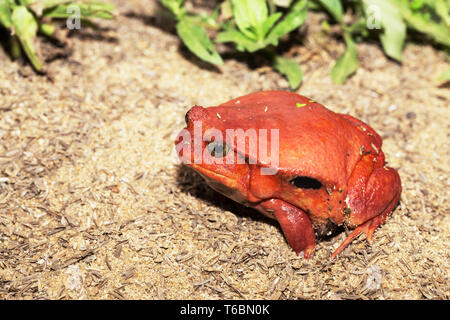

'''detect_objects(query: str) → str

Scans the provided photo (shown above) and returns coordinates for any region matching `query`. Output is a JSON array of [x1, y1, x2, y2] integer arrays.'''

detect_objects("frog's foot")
[[331, 163, 402, 260], [257, 199, 316, 259], [329, 188, 401, 260], [329, 217, 379, 260]]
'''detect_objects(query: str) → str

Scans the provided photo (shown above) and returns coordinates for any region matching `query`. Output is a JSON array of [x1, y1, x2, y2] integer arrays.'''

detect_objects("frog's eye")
[[289, 176, 322, 189], [206, 141, 230, 158]]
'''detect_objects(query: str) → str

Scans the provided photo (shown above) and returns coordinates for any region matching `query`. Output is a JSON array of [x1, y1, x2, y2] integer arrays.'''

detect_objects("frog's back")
[[204, 91, 380, 185]]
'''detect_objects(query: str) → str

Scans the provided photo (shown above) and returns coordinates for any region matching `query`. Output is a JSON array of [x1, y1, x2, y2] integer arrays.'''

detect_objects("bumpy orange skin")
[[175, 91, 401, 259]]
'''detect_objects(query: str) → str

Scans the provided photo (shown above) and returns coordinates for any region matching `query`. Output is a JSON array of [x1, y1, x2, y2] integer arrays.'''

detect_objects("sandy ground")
[[0, 0, 449, 299]]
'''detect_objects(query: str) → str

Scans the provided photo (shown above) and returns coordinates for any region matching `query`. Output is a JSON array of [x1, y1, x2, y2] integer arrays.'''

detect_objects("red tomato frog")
[[175, 91, 401, 259]]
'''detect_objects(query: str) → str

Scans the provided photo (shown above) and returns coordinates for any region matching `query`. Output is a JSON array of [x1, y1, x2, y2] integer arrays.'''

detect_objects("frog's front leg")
[[256, 199, 316, 259], [330, 154, 401, 259]]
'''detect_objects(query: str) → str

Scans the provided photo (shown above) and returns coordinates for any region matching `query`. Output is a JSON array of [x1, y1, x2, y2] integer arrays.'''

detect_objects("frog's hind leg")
[[330, 166, 401, 260]]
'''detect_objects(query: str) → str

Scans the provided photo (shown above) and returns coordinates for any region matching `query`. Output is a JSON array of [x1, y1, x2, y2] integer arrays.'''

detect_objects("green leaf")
[[39, 22, 55, 36], [176, 18, 223, 65], [18, 0, 35, 6], [394, 0, 450, 47], [266, 0, 308, 46], [12, 6, 38, 37], [330, 33, 359, 84], [345, 18, 367, 34], [41, 0, 76, 9], [231, 0, 268, 41], [10, 35, 21, 59], [184, 11, 219, 30], [437, 68, 450, 82], [220, 0, 233, 20], [0, 0, 13, 28], [216, 28, 265, 52], [190, 4, 222, 29], [317, 0, 343, 22], [11, 5, 43, 71], [272, 55, 303, 89], [362, 0, 406, 61], [261, 12, 282, 38], [409, 0, 424, 10], [159, 0, 186, 19], [418, 0, 450, 25], [43, 2, 115, 19], [434, 0, 450, 28]]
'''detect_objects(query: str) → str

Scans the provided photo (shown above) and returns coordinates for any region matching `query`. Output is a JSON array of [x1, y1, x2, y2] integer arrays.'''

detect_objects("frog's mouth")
[[190, 164, 253, 205], [191, 165, 236, 187]]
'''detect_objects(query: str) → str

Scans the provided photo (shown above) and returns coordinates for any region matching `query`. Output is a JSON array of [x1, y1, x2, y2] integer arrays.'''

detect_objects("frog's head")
[[175, 105, 273, 206]]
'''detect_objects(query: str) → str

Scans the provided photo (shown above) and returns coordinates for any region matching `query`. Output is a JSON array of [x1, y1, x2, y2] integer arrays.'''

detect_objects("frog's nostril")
[[185, 111, 190, 126], [184, 106, 207, 125]]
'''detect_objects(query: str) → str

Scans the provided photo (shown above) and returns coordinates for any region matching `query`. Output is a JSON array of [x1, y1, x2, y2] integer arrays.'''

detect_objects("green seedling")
[[0, 0, 115, 72], [160, 0, 308, 89], [159, 0, 450, 86], [318, 0, 450, 84]]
